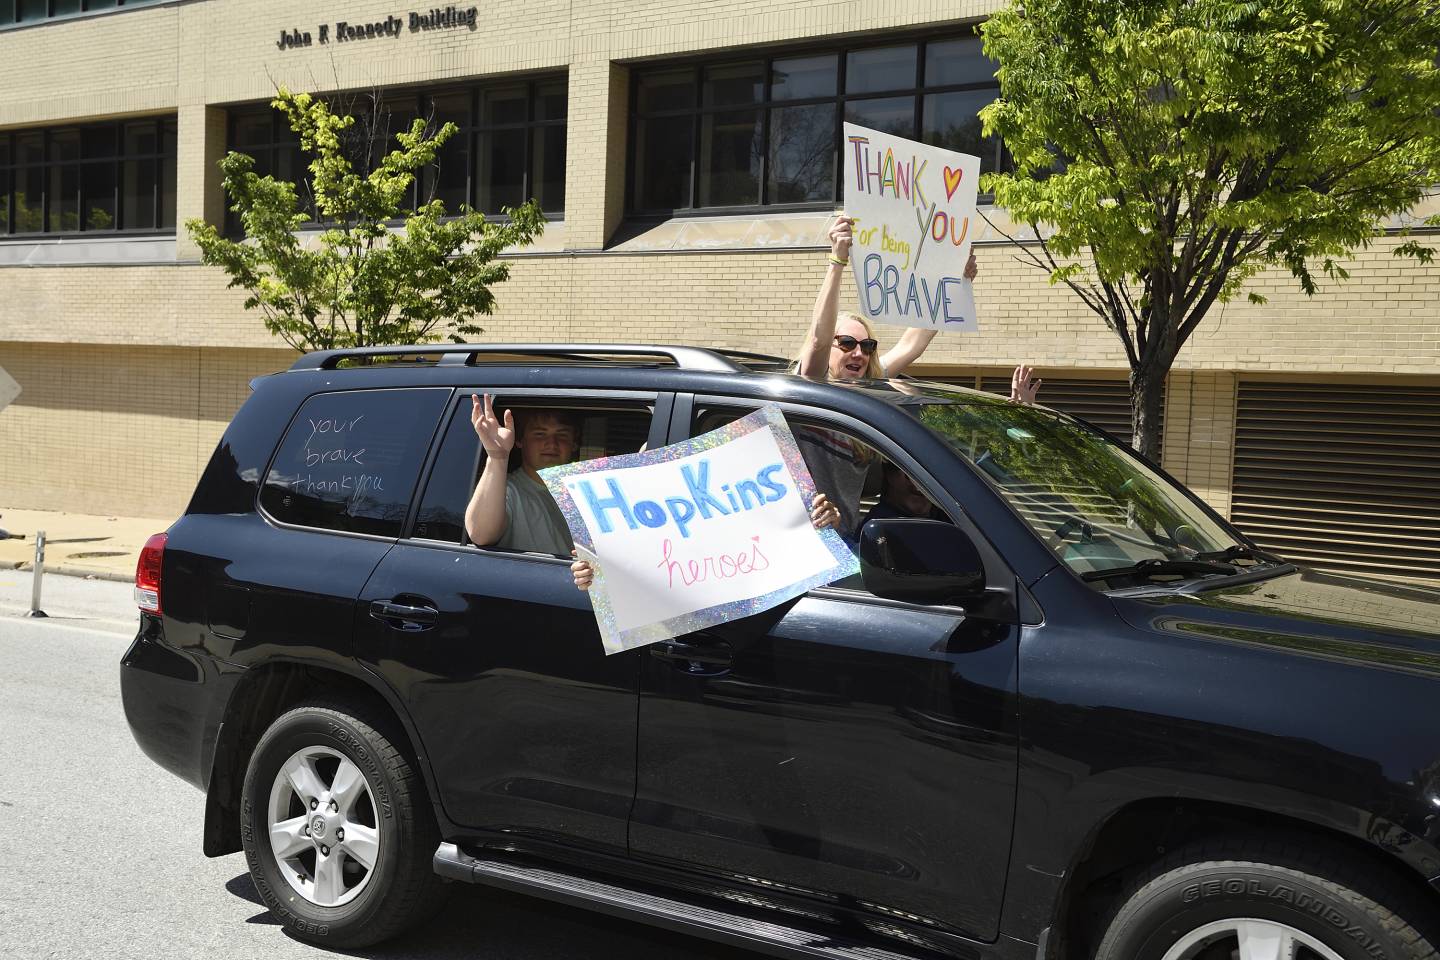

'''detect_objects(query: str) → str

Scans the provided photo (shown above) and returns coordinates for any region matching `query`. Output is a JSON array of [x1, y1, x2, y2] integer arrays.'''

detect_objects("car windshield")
[[892, 383, 1241, 580]]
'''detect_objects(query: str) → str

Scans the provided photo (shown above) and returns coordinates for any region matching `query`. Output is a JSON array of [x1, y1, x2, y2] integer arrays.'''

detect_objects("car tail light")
[[135, 532, 167, 614]]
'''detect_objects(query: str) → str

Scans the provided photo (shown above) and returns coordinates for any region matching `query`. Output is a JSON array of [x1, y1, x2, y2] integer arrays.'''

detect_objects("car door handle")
[[369, 600, 439, 632], [649, 638, 733, 673]]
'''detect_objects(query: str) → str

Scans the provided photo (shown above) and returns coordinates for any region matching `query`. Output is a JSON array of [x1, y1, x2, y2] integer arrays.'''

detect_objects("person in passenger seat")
[[464, 394, 581, 556], [860, 364, 1046, 537], [862, 462, 950, 531]]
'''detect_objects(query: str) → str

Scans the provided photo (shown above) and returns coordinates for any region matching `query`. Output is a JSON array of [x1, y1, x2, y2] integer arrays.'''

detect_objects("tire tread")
[[1093, 836, 1439, 960], [242, 700, 448, 948]]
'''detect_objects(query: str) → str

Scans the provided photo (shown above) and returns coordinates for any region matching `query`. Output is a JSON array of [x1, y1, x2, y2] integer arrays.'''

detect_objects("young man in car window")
[[464, 394, 579, 556]]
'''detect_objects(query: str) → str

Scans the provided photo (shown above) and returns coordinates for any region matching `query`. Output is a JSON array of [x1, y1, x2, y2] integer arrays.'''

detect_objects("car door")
[[629, 396, 1020, 942], [353, 389, 669, 858], [198, 386, 454, 665]]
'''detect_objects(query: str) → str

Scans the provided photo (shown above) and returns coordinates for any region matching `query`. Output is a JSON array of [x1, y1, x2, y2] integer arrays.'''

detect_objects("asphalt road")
[[0, 571, 749, 960]]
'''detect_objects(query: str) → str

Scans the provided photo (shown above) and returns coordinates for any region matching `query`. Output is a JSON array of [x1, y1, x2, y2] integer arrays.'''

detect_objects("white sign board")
[[0, 366, 19, 414], [540, 405, 858, 655], [843, 122, 981, 331]]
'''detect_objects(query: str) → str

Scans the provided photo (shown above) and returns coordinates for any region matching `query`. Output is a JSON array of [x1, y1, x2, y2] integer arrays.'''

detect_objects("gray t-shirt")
[[495, 469, 573, 556], [794, 424, 870, 538]]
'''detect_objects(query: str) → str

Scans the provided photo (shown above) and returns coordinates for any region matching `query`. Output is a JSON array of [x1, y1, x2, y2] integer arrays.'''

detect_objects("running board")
[[433, 842, 920, 960]]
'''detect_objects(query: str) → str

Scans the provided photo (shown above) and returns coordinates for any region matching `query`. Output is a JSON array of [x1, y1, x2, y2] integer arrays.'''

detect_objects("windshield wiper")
[[1191, 544, 1285, 566], [1081, 557, 1241, 583]]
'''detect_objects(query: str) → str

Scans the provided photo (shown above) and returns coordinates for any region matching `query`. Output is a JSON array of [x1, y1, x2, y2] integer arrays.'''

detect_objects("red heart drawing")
[[943, 166, 964, 200]]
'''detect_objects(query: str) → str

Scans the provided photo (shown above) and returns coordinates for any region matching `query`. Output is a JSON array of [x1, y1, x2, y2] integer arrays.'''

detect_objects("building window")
[[629, 32, 1001, 215], [0, 117, 176, 237], [225, 76, 567, 232], [0, 0, 157, 29]]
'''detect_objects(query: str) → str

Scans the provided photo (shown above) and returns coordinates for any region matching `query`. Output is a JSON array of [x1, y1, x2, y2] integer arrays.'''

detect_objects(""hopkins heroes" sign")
[[277, 6, 478, 50]]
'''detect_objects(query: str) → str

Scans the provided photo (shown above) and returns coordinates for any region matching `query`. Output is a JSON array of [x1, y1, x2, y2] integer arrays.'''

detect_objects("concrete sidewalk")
[[0, 507, 173, 583]]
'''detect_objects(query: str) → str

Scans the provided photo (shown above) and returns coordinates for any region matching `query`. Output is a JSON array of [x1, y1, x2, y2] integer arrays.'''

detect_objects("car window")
[[411, 397, 655, 552], [692, 404, 955, 592], [907, 391, 1236, 575], [259, 388, 451, 538]]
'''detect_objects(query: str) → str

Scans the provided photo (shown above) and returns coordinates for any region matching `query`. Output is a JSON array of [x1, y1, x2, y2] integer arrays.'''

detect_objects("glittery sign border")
[[539, 404, 859, 655]]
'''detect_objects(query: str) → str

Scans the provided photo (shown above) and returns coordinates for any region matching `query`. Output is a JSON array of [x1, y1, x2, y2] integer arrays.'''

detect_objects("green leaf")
[[981, 0, 1440, 451], [186, 88, 544, 350]]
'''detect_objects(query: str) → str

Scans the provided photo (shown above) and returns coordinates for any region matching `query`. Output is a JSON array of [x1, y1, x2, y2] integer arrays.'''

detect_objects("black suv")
[[122, 344, 1440, 960]]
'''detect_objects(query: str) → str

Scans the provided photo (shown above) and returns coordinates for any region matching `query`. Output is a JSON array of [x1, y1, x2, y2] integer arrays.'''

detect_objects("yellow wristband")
[[827, 256, 848, 267]]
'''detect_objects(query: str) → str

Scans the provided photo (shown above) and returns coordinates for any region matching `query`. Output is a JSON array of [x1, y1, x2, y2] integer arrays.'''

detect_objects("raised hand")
[[963, 252, 978, 281], [1010, 364, 1042, 405], [810, 492, 842, 530], [470, 393, 515, 460], [829, 215, 853, 262]]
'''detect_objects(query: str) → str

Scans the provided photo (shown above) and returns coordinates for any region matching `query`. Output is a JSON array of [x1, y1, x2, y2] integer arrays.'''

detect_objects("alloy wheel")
[[266, 745, 381, 907], [1160, 918, 1347, 960]]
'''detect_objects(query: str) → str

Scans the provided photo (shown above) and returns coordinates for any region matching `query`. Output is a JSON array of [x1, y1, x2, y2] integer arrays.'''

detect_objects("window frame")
[[681, 392, 1012, 606], [223, 73, 568, 236], [404, 388, 673, 554], [256, 386, 455, 542], [0, 0, 158, 30], [626, 28, 1003, 218], [0, 116, 176, 238]]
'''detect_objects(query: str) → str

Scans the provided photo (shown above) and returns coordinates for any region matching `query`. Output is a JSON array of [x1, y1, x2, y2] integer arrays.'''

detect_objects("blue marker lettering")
[[633, 500, 666, 528], [756, 464, 787, 502], [722, 483, 740, 511], [904, 272, 923, 318], [921, 275, 946, 320], [940, 277, 968, 324], [665, 496, 698, 538], [682, 461, 730, 519], [883, 264, 903, 313], [578, 478, 636, 533], [862, 253, 886, 314], [735, 479, 765, 510]]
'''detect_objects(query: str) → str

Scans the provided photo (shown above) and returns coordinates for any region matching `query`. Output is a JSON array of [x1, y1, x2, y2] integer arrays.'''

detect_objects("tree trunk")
[[1129, 367, 1166, 462]]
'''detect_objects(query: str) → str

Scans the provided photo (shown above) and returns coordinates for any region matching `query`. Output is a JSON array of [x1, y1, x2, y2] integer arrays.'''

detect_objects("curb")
[[1, 560, 133, 584]]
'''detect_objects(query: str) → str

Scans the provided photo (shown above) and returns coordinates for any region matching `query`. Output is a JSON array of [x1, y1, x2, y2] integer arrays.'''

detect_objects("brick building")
[[1, 0, 1437, 581]]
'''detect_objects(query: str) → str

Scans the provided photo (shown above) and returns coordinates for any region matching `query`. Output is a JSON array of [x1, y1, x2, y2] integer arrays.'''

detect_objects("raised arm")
[[1010, 363, 1042, 404], [797, 216, 854, 378], [878, 328, 938, 378], [463, 393, 516, 547], [877, 252, 979, 378]]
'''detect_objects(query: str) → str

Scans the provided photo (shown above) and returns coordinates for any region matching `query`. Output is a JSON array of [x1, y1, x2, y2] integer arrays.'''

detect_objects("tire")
[[1093, 839, 1438, 960], [239, 701, 448, 947]]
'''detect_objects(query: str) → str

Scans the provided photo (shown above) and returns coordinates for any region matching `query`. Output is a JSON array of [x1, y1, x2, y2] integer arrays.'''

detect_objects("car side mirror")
[[858, 518, 986, 607]]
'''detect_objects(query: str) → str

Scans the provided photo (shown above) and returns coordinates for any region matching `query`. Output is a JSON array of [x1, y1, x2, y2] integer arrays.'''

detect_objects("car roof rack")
[[288, 343, 783, 374], [713, 349, 793, 367]]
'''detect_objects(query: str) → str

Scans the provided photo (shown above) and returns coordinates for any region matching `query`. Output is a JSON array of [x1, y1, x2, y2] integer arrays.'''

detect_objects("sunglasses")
[[833, 335, 878, 355]]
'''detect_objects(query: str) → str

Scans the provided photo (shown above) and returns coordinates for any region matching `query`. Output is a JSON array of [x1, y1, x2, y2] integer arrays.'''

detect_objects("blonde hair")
[[793, 312, 886, 380]]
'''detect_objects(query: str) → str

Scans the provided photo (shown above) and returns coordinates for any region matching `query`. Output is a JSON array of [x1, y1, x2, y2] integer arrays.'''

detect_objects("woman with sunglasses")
[[791, 214, 1041, 538], [796, 215, 994, 381]]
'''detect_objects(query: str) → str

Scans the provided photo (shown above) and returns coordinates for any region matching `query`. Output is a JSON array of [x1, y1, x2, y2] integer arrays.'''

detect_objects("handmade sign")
[[842, 122, 981, 331], [539, 405, 858, 655]]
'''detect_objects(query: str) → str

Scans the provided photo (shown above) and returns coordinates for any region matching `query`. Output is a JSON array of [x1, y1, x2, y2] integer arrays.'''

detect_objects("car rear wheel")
[[1093, 839, 1438, 960], [240, 701, 447, 947]]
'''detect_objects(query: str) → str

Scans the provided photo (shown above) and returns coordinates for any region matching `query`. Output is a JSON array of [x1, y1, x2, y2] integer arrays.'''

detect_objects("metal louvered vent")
[[1230, 381, 1440, 582], [967, 375, 1158, 450]]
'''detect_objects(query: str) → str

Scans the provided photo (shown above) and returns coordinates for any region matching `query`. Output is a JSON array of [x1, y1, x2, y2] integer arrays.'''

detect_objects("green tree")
[[188, 89, 545, 351], [980, 0, 1440, 458]]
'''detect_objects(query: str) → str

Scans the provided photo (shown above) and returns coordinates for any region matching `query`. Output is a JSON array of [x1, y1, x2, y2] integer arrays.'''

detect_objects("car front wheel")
[[1094, 840, 1438, 960], [239, 701, 446, 947]]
